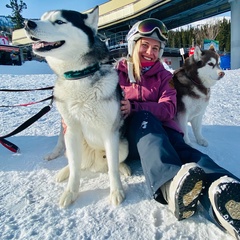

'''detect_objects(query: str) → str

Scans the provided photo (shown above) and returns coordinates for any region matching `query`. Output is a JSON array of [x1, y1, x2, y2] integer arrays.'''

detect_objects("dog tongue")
[[32, 41, 54, 50]]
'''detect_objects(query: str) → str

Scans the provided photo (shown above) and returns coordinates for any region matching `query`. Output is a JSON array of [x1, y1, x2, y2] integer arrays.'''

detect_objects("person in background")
[[116, 18, 240, 239], [10, 51, 19, 65]]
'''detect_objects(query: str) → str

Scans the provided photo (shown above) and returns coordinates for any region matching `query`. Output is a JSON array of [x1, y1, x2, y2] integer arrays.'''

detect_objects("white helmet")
[[126, 18, 168, 59], [126, 18, 168, 83]]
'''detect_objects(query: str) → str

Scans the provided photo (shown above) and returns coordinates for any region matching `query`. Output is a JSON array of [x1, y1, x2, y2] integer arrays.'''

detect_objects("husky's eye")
[[55, 20, 65, 25], [208, 62, 214, 67]]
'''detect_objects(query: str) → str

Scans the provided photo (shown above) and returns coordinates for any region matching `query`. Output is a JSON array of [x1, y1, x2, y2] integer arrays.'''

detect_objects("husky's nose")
[[24, 20, 37, 30], [218, 71, 225, 79]]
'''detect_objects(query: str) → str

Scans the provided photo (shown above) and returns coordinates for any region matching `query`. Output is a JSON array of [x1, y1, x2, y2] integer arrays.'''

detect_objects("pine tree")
[[6, 0, 27, 30], [168, 18, 230, 53], [216, 18, 231, 52]]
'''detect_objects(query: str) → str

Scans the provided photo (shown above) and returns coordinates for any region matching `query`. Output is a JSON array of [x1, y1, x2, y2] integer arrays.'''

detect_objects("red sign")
[[188, 47, 195, 57], [189, 47, 195, 57], [0, 36, 9, 45]]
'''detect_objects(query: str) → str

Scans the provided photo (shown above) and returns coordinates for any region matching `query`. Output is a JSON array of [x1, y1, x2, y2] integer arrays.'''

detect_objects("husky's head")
[[24, 6, 102, 61], [184, 46, 225, 88]]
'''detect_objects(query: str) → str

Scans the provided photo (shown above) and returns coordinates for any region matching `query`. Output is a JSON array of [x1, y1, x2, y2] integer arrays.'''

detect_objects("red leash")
[[0, 86, 54, 153], [0, 96, 53, 107], [0, 138, 20, 153]]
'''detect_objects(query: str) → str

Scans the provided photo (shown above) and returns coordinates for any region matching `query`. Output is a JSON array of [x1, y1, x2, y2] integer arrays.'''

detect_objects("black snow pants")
[[125, 111, 239, 228]]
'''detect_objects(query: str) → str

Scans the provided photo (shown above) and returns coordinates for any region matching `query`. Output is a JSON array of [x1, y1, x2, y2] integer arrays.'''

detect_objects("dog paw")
[[119, 163, 131, 176], [44, 151, 62, 161], [109, 189, 125, 206], [59, 190, 78, 208], [56, 166, 70, 182], [197, 138, 208, 147]]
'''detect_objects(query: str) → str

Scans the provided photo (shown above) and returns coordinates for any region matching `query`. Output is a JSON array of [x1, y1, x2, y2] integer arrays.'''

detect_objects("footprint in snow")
[[151, 208, 162, 227]]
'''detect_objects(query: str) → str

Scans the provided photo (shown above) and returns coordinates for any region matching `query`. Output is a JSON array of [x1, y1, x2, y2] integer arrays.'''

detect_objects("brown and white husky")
[[173, 46, 225, 147]]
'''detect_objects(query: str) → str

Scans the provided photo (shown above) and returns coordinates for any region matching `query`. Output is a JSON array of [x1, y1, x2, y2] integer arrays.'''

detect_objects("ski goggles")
[[127, 18, 168, 42]]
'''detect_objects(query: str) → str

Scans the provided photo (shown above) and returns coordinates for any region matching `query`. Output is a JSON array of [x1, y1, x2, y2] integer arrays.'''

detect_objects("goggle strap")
[[127, 61, 136, 83]]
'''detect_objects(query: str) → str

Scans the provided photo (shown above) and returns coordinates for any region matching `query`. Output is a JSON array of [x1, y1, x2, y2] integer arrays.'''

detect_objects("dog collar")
[[63, 63, 100, 80]]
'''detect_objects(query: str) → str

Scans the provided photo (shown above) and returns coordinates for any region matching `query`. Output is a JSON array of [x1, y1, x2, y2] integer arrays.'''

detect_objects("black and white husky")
[[173, 46, 225, 146], [24, 6, 130, 208]]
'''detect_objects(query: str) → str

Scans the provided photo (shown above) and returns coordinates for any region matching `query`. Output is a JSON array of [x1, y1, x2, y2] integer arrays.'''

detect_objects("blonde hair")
[[132, 40, 142, 81]]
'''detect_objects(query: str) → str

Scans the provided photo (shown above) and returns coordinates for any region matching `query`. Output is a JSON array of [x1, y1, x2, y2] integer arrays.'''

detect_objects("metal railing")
[[105, 31, 128, 51]]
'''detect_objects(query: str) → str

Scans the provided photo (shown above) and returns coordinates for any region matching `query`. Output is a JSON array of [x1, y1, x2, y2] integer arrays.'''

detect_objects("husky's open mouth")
[[30, 36, 65, 52]]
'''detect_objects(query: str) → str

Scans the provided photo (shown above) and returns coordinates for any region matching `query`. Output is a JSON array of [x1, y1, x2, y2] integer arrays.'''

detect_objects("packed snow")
[[0, 60, 239, 240]]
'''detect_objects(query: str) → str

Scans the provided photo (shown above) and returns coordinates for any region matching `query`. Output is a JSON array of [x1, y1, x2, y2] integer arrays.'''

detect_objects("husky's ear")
[[193, 46, 202, 62], [209, 44, 216, 52], [85, 6, 99, 34]]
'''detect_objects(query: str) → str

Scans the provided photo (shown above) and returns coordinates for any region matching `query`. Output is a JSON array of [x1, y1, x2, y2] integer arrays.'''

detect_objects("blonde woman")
[[117, 18, 240, 239]]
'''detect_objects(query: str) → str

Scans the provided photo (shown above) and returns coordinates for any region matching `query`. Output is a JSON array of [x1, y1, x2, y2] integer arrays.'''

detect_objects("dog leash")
[[0, 102, 53, 153], [0, 96, 53, 107], [0, 86, 54, 92], [0, 86, 54, 108], [0, 86, 54, 153]]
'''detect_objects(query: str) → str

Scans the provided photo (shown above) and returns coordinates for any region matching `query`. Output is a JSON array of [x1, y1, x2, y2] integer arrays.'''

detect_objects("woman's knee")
[[130, 111, 163, 129]]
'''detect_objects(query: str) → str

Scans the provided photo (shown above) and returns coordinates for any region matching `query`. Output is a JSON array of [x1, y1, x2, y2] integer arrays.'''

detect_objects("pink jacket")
[[117, 59, 182, 133]]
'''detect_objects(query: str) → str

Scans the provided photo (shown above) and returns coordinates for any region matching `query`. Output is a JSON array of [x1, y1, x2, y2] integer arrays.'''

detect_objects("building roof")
[[11, 0, 230, 46]]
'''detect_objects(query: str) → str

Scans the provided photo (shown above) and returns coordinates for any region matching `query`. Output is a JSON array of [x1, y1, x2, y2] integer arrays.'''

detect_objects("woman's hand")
[[121, 99, 131, 118]]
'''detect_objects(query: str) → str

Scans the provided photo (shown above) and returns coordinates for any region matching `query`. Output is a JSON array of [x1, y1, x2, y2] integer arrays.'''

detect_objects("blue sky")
[[0, 0, 107, 18]]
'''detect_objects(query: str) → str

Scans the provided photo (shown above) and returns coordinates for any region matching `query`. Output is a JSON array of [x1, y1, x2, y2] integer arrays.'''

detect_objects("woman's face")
[[138, 37, 160, 63]]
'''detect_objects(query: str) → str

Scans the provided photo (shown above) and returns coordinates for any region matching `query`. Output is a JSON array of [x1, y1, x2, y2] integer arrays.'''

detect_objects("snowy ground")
[[0, 61, 239, 240]]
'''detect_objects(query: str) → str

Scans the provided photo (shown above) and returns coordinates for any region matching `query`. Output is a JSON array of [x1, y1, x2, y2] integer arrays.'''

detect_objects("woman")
[[116, 18, 240, 239]]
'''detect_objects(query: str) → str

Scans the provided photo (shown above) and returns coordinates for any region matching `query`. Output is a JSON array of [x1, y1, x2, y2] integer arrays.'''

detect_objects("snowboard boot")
[[161, 162, 205, 220], [209, 176, 240, 239]]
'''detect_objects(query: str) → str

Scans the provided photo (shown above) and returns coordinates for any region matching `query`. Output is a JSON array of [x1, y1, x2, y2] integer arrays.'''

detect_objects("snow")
[[0, 60, 239, 240]]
